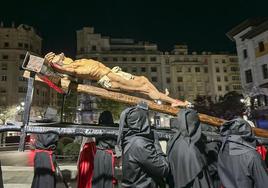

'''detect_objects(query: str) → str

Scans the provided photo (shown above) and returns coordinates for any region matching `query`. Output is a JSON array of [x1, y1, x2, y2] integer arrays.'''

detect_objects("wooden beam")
[[68, 83, 268, 138]]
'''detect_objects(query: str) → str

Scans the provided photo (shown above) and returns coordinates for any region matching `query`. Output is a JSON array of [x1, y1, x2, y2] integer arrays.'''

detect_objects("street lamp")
[[16, 102, 25, 122]]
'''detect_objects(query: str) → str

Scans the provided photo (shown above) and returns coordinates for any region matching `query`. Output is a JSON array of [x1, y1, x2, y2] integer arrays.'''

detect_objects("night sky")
[[1, 0, 267, 57]]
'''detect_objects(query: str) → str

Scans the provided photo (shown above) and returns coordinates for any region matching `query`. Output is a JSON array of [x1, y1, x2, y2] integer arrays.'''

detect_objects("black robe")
[[201, 123, 222, 188], [92, 110, 117, 188], [217, 118, 268, 188], [92, 136, 117, 188], [167, 109, 214, 188], [31, 133, 59, 188], [119, 106, 169, 188]]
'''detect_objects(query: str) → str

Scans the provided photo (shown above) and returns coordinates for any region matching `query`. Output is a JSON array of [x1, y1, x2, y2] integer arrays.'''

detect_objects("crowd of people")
[[31, 104, 268, 188]]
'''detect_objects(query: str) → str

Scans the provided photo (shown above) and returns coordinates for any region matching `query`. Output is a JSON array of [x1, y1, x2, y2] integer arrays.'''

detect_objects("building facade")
[[227, 18, 268, 126], [0, 23, 58, 110], [76, 27, 242, 104]]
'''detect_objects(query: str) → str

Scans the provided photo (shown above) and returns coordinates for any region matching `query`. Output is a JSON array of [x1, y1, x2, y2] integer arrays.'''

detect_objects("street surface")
[[0, 150, 77, 188]]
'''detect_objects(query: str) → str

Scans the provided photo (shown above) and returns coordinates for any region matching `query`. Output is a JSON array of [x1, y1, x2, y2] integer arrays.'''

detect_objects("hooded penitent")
[[31, 133, 59, 188], [119, 104, 169, 188], [167, 109, 214, 188], [217, 118, 268, 188], [92, 111, 117, 188]]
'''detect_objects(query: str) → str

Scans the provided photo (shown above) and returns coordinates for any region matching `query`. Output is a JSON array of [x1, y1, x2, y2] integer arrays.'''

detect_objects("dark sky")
[[1, 0, 267, 57]]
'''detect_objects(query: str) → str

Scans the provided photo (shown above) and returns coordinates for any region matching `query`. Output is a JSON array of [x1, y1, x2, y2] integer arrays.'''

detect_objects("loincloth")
[[97, 66, 134, 89]]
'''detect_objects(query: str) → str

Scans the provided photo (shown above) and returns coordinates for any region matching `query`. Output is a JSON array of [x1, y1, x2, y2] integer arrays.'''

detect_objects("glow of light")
[[16, 106, 21, 111], [21, 102, 25, 106]]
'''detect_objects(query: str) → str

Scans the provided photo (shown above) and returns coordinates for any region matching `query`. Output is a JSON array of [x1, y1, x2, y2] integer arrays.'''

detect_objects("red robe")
[[77, 142, 96, 188]]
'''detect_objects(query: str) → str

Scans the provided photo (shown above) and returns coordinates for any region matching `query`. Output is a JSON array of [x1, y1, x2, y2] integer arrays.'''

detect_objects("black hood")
[[99, 110, 114, 126], [35, 133, 59, 150], [171, 108, 201, 144], [124, 107, 151, 137], [220, 118, 256, 155], [117, 104, 152, 150], [167, 109, 210, 188]]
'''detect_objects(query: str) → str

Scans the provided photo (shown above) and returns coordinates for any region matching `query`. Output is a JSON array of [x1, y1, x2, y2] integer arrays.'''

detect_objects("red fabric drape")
[[256, 145, 267, 160], [77, 142, 96, 188]]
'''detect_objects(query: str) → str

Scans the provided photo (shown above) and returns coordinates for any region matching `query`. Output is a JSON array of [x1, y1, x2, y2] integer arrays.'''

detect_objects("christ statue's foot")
[[171, 100, 191, 107], [165, 88, 169, 96]]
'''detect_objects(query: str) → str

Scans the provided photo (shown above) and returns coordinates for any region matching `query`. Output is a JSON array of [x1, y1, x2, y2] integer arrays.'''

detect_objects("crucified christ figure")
[[44, 52, 190, 107]]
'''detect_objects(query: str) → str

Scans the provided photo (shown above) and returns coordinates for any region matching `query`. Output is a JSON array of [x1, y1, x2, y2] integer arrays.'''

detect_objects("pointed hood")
[[167, 109, 208, 188], [117, 103, 152, 150], [220, 118, 256, 155], [173, 108, 201, 144]]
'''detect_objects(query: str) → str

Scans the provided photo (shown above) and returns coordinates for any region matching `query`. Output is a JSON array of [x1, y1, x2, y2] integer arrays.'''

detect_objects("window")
[[165, 67, 170, 73], [177, 86, 183, 91], [233, 85, 242, 90], [132, 57, 136, 62], [165, 59, 169, 64], [150, 57, 156, 62], [91, 45, 97, 51], [1, 76, 7, 81], [2, 55, 8, 59], [18, 43, 23, 48], [262, 64, 268, 79], [1, 63, 7, 70], [225, 86, 229, 91], [231, 67, 239, 72], [204, 67, 208, 73], [176, 66, 182, 72], [151, 67, 157, 72], [216, 67, 220, 73], [232, 76, 240, 81], [258, 41, 265, 52], [217, 76, 221, 82], [18, 87, 27, 93], [187, 86, 193, 91], [122, 57, 127, 61], [245, 69, 253, 83], [141, 57, 145, 61], [24, 43, 29, 49], [218, 85, 222, 91], [195, 67, 200, 72], [224, 76, 228, 82], [113, 57, 118, 62], [151, 77, 158, 82], [177, 77, 183, 82], [215, 59, 219, 64], [243, 49, 248, 59], [141, 67, 146, 72], [222, 59, 226, 63], [223, 67, 227, 73], [166, 77, 170, 83], [187, 67, 191, 72], [0, 87, 6, 93], [132, 67, 137, 73], [4, 42, 9, 47]]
